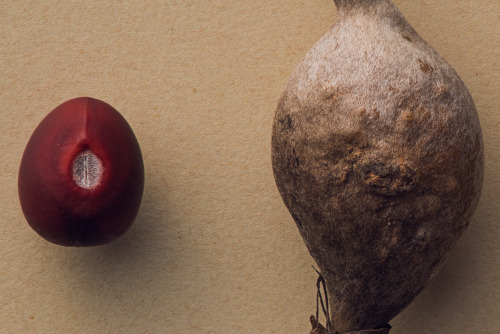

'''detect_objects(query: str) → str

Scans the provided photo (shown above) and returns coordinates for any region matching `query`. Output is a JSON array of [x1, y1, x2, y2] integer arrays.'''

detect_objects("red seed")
[[18, 97, 144, 246]]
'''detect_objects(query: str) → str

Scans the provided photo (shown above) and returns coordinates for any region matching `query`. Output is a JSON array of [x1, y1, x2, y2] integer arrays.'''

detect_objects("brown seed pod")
[[271, 1, 484, 332]]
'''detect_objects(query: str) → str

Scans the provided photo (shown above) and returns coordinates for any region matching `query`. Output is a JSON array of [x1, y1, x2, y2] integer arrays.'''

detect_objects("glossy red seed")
[[18, 97, 144, 246]]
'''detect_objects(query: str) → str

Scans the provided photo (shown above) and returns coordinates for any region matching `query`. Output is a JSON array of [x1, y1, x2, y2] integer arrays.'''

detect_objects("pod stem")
[[333, 0, 387, 10], [333, 0, 343, 8], [333, 0, 361, 9]]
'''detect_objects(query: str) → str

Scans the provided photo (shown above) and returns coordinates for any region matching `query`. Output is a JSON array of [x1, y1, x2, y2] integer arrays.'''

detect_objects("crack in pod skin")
[[271, 0, 483, 332]]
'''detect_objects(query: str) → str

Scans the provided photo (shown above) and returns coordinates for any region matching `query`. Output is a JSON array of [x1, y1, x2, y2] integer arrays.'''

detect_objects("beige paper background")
[[1, 1, 498, 333]]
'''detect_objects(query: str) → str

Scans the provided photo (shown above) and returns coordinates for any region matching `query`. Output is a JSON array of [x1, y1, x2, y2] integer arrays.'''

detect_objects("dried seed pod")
[[271, 1, 484, 332]]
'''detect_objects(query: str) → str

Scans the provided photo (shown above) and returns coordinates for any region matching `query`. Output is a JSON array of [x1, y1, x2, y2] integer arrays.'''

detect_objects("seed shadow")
[[54, 182, 176, 302]]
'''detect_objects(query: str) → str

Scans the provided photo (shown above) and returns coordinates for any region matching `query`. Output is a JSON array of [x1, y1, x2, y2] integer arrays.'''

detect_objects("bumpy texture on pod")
[[272, 0, 483, 332]]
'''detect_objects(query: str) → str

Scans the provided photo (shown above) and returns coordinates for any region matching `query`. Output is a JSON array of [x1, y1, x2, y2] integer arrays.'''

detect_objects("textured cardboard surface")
[[0, 1, 498, 333]]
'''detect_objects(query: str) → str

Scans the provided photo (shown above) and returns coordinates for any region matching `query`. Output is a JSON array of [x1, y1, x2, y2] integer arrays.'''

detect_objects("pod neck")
[[333, 0, 408, 28], [334, 0, 390, 12]]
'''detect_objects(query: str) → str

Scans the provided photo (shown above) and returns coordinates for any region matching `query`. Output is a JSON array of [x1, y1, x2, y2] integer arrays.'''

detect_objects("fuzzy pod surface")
[[271, 0, 484, 333]]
